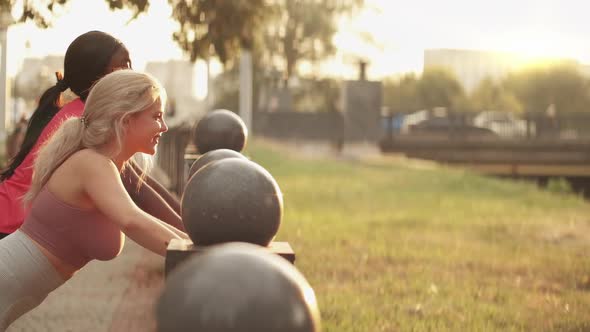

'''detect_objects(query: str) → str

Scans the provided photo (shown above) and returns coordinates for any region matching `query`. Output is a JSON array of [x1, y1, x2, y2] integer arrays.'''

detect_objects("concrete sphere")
[[156, 242, 321, 332], [181, 158, 283, 246], [193, 109, 248, 154], [187, 149, 247, 181]]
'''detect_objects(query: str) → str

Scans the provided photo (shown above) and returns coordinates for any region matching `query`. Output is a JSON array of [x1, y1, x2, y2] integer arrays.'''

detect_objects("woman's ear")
[[122, 115, 132, 133], [123, 113, 134, 126]]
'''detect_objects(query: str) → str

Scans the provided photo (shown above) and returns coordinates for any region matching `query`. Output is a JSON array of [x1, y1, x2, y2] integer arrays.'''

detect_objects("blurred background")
[[1, 0, 590, 186], [3, 2, 590, 331], [0, 0, 590, 140]]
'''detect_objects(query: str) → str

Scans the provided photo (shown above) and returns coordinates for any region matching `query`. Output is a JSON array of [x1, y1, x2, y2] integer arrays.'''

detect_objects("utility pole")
[[0, 12, 13, 141], [239, 49, 252, 135]]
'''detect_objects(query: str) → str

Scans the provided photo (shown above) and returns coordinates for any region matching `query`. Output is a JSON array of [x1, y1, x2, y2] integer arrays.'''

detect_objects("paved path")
[[7, 240, 164, 332]]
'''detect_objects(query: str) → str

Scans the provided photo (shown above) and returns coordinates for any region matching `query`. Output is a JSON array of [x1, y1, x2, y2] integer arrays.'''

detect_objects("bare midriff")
[[25, 233, 78, 280]]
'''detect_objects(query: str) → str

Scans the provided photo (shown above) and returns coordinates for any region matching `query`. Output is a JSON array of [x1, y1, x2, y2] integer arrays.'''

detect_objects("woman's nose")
[[161, 119, 169, 133]]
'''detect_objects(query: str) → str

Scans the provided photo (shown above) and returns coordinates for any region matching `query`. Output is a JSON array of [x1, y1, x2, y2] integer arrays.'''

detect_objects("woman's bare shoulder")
[[69, 149, 106, 160], [67, 149, 116, 172]]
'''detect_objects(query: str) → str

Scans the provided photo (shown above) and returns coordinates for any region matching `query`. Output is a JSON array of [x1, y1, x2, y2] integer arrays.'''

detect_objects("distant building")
[[16, 55, 65, 96], [145, 60, 207, 128], [20, 55, 64, 76], [424, 49, 589, 93], [13, 57, 208, 129], [13, 55, 66, 120]]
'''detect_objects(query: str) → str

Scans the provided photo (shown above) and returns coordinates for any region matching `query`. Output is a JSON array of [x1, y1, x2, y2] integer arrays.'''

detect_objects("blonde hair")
[[25, 70, 167, 203]]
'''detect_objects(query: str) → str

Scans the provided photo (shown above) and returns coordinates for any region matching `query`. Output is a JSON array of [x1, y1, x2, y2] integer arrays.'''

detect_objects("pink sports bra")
[[20, 186, 124, 270]]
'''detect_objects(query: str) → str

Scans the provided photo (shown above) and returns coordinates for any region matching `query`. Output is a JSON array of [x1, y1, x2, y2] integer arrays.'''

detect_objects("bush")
[[546, 177, 574, 194]]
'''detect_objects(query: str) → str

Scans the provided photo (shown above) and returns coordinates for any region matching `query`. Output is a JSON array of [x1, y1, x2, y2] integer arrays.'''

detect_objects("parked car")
[[473, 111, 534, 138], [400, 108, 449, 134], [410, 117, 498, 139]]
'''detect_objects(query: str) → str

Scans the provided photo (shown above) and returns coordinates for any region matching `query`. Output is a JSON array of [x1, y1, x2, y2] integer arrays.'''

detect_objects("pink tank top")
[[0, 99, 85, 233], [20, 186, 124, 270]]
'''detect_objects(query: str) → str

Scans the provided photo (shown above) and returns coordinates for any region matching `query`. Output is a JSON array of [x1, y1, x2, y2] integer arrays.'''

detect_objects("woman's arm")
[[81, 153, 187, 256], [122, 161, 185, 231], [155, 216, 189, 239], [129, 160, 181, 214]]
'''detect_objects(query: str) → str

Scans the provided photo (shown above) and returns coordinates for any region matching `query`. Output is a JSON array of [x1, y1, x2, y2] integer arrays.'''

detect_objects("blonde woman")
[[0, 31, 183, 240], [0, 70, 188, 330]]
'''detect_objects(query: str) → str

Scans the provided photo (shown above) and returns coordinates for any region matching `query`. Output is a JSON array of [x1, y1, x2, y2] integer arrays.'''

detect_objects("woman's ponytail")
[[24, 116, 85, 203], [0, 72, 68, 181]]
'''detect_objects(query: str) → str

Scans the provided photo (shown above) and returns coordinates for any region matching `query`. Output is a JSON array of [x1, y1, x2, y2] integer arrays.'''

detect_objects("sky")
[[4, 0, 590, 80]]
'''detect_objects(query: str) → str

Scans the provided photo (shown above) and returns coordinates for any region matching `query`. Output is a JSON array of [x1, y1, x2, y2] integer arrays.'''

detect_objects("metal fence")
[[155, 125, 192, 196], [381, 110, 590, 141]]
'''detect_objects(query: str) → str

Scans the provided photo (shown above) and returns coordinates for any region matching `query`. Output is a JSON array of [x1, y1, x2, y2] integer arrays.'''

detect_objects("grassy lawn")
[[244, 139, 590, 332]]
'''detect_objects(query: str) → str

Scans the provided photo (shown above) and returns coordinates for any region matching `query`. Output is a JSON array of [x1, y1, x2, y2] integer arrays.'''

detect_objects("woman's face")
[[124, 98, 168, 155], [106, 46, 132, 73]]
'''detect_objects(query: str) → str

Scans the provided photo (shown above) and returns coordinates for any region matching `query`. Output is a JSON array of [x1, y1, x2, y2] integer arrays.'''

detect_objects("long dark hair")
[[1, 31, 128, 180]]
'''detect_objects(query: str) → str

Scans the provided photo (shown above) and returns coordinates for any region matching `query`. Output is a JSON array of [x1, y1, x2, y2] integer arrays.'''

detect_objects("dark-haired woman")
[[0, 31, 183, 239]]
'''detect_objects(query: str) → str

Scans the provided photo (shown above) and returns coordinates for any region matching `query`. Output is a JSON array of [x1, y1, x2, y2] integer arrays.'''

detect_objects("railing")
[[379, 110, 590, 177], [155, 125, 192, 196], [381, 110, 590, 141]]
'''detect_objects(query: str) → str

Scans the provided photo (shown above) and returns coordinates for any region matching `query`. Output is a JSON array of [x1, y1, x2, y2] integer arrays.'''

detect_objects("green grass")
[[243, 139, 590, 332]]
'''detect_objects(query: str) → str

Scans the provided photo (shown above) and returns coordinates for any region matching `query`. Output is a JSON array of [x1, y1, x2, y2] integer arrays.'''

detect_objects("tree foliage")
[[417, 68, 465, 109], [261, 0, 362, 78], [3, 0, 361, 75], [0, 0, 147, 26], [502, 64, 590, 113], [383, 68, 465, 113], [106, 0, 273, 66], [470, 78, 523, 113], [168, 0, 271, 66], [383, 73, 421, 112], [0, 0, 67, 28], [383, 64, 590, 115], [104, 0, 149, 20], [2, 0, 272, 66]]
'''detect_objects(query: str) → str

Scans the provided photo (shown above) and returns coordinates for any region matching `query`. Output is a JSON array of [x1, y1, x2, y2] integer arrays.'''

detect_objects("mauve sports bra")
[[20, 186, 124, 270]]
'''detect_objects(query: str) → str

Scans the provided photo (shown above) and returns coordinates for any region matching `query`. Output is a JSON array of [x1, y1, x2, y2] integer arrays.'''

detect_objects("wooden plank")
[[380, 137, 590, 177], [381, 136, 590, 151], [450, 163, 590, 177], [165, 239, 296, 277]]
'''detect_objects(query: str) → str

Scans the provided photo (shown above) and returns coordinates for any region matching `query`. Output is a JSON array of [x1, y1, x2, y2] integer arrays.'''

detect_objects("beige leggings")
[[0, 230, 64, 331]]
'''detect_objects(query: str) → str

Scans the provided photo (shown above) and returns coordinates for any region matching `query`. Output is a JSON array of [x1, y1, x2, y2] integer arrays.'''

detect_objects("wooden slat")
[[165, 239, 296, 277]]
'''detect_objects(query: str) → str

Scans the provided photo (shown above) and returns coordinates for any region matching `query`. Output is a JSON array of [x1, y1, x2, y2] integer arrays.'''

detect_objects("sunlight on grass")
[[244, 139, 590, 331]]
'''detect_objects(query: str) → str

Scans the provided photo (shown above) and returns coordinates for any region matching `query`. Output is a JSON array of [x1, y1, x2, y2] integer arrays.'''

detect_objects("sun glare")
[[192, 60, 208, 100], [491, 28, 589, 70], [3, 0, 589, 80], [6, 0, 183, 76]]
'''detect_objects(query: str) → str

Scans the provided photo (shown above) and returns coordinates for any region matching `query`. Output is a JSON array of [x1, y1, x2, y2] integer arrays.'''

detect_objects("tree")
[[4, 0, 364, 72], [503, 64, 590, 113], [2, 0, 272, 67], [417, 67, 465, 110], [0, 0, 68, 28], [261, 0, 363, 79], [383, 69, 467, 113], [382, 73, 422, 113], [292, 77, 340, 112], [167, 0, 271, 66], [469, 77, 523, 113], [1, 0, 143, 26]]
